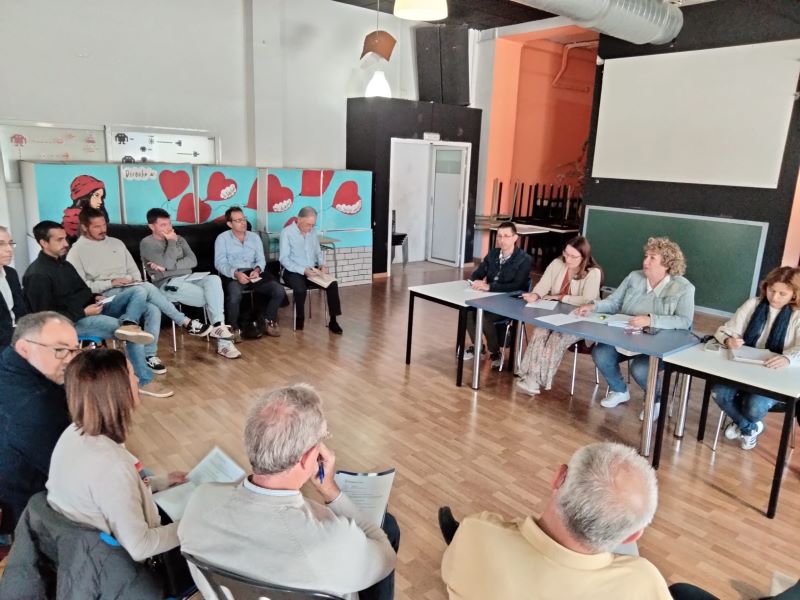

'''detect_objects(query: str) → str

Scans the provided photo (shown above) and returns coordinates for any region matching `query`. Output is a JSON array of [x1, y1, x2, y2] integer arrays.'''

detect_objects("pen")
[[318, 458, 325, 484]]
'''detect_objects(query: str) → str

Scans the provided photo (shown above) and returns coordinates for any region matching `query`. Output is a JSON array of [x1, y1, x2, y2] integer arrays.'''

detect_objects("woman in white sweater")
[[47, 349, 187, 562], [516, 236, 602, 395], [712, 266, 800, 451]]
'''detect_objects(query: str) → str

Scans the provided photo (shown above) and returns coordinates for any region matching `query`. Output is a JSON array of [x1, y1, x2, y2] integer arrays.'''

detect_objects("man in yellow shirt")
[[441, 442, 676, 600]]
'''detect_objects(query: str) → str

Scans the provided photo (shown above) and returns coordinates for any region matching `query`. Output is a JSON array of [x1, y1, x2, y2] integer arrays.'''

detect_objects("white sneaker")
[[724, 421, 742, 440], [740, 421, 765, 450], [217, 343, 242, 359], [639, 403, 661, 422], [600, 390, 630, 408], [209, 324, 234, 340], [516, 377, 541, 395]]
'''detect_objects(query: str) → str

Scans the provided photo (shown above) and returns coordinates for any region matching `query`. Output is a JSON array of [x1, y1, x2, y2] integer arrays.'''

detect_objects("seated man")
[[441, 442, 672, 600], [0, 225, 28, 348], [214, 206, 286, 337], [279, 206, 343, 334], [179, 384, 398, 600], [0, 312, 77, 534], [23, 221, 172, 398], [67, 207, 211, 375], [465, 221, 531, 367], [141, 208, 240, 359]]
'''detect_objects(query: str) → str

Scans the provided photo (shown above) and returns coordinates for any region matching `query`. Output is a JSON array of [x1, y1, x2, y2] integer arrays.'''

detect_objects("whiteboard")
[[591, 39, 800, 189], [0, 122, 106, 183], [107, 127, 217, 165]]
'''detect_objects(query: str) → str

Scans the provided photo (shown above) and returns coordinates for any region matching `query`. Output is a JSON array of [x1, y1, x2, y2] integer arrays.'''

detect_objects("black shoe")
[[328, 320, 343, 335], [438, 506, 460, 545], [295, 318, 304, 331]]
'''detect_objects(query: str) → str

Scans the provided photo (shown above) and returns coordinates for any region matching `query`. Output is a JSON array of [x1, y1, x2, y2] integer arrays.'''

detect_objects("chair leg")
[[570, 344, 578, 396], [594, 367, 599, 385], [712, 410, 726, 452], [171, 321, 177, 353], [498, 322, 512, 372]]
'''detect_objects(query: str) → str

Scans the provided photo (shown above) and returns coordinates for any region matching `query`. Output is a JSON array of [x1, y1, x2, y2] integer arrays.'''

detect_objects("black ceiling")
[[332, 0, 554, 30]]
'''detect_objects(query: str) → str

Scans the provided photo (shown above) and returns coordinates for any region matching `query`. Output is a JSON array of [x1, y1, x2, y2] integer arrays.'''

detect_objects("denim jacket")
[[594, 270, 695, 330]]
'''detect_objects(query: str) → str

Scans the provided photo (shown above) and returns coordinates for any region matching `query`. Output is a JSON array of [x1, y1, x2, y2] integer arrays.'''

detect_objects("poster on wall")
[[108, 128, 216, 165], [120, 163, 197, 225], [321, 170, 372, 231], [265, 169, 322, 232], [24, 163, 122, 237], [196, 166, 257, 225]]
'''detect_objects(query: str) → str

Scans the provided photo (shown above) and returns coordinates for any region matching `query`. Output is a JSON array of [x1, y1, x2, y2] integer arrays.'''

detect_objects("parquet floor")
[[127, 262, 800, 600]]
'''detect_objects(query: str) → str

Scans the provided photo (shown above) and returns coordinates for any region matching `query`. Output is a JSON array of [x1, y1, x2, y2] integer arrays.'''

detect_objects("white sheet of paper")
[[535, 313, 583, 326], [525, 299, 558, 310], [153, 446, 246, 521], [333, 469, 395, 527], [730, 346, 779, 365], [171, 272, 210, 283], [96, 296, 115, 305]]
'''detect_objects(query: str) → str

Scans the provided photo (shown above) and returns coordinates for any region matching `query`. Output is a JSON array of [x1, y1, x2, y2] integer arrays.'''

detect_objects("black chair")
[[182, 552, 345, 600]]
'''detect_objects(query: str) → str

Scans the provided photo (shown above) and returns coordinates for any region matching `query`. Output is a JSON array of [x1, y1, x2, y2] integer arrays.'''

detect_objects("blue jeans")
[[359, 512, 400, 600], [592, 343, 663, 400], [161, 274, 225, 325], [712, 383, 777, 435], [100, 285, 149, 323], [75, 315, 152, 386]]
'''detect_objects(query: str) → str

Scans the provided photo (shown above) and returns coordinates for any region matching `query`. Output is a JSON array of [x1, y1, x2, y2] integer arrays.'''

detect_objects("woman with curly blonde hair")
[[575, 237, 695, 420]]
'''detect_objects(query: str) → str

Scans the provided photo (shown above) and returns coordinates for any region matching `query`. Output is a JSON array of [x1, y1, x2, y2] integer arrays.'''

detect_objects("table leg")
[[674, 374, 693, 439], [456, 308, 467, 387], [652, 366, 674, 469], [405, 293, 415, 365], [767, 398, 795, 518], [471, 308, 484, 390], [697, 381, 713, 442], [640, 355, 661, 456]]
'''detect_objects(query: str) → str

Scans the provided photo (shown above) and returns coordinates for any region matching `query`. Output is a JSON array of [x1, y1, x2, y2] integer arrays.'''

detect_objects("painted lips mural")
[[267, 174, 294, 213], [332, 180, 362, 215]]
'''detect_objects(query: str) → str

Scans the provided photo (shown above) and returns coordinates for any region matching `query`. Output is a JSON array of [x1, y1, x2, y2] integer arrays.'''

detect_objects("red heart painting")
[[159, 170, 190, 201], [176, 193, 196, 222], [246, 178, 258, 209], [198, 200, 211, 223], [206, 172, 237, 201], [331, 181, 362, 215], [301, 170, 334, 197], [267, 174, 294, 213]]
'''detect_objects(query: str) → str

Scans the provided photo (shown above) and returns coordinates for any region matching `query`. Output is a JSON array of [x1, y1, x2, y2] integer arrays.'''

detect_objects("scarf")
[[743, 299, 792, 354]]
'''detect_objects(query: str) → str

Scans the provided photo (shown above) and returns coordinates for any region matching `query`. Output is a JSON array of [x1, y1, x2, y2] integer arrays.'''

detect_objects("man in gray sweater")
[[140, 208, 240, 359], [179, 384, 399, 600]]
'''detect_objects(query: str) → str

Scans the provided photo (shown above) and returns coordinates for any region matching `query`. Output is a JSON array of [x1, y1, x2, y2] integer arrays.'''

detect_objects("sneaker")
[[208, 324, 234, 340], [724, 421, 742, 440], [740, 421, 765, 450], [113, 324, 154, 345], [639, 403, 661, 422], [217, 343, 242, 359], [139, 381, 174, 398], [462, 346, 475, 360], [516, 377, 541, 395], [328, 321, 343, 335], [600, 390, 630, 408], [266, 320, 282, 337], [490, 352, 503, 369], [185, 319, 212, 337], [146, 356, 167, 375]]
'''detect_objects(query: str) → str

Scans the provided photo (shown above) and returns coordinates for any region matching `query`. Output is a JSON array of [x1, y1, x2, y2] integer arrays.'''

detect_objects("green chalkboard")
[[584, 207, 767, 314]]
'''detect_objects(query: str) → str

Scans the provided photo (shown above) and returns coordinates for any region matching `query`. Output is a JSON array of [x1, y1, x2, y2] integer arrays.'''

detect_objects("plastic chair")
[[570, 340, 600, 396], [182, 552, 345, 600], [711, 396, 797, 452]]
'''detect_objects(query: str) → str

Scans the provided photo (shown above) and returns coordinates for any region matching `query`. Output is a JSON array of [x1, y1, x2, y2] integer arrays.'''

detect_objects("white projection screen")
[[591, 39, 800, 188]]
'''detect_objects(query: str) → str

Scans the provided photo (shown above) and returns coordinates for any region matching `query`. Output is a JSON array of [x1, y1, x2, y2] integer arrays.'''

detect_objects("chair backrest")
[[182, 553, 345, 600]]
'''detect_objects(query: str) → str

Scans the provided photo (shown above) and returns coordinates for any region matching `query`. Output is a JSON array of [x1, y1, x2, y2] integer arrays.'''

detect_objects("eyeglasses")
[[562, 251, 582, 260], [229, 218, 247, 224], [0, 241, 16, 249], [24, 339, 82, 359]]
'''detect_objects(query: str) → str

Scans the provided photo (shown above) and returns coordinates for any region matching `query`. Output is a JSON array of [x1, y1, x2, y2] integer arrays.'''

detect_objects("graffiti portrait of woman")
[[63, 175, 110, 240]]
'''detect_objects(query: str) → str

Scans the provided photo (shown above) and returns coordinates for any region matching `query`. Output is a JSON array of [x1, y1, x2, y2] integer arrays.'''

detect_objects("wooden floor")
[[128, 262, 799, 600]]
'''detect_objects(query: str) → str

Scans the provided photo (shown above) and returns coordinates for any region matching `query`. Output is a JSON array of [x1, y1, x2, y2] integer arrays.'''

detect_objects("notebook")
[[729, 346, 780, 365]]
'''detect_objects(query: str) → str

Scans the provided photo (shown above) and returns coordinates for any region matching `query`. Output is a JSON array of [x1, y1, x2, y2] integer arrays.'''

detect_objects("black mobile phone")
[[509, 290, 524, 298], [642, 326, 661, 335]]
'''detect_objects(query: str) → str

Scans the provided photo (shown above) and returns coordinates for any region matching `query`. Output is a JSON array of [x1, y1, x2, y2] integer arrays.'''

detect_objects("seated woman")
[[712, 266, 800, 450], [46, 349, 186, 562], [575, 237, 695, 420], [516, 236, 602, 395]]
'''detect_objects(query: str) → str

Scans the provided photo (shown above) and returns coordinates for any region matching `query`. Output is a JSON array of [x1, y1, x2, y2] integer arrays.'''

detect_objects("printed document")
[[334, 469, 395, 527], [525, 299, 558, 310], [730, 346, 779, 365]]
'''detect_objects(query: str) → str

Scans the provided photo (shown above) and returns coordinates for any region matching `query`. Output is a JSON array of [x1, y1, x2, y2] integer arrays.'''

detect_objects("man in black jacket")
[[0, 225, 28, 348], [465, 222, 532, 368], [0, 312, 78, 534]]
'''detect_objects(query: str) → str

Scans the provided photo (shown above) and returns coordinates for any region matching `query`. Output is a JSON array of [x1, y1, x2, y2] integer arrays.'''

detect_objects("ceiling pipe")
[[509, 0, 683, 45], [552, 41, 599, 92]]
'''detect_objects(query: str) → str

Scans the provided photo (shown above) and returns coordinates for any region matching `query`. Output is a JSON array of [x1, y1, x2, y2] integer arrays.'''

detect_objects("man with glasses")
[[464, 221, 532, 368], [179, 384, 399, 600], [0, 225, 28, 348], [214, 206, 286, 338], [24, 220, 172, 398], [0, 312, 77, 535]]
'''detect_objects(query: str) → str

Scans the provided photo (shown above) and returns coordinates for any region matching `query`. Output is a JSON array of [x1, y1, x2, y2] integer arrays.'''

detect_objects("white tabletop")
[[408, 280, 503, 308], [665, 344, 800, 399]]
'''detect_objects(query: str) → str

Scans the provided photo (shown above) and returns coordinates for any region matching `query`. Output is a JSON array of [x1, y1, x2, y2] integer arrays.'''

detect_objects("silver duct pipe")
[[511, 0, 683, 45]]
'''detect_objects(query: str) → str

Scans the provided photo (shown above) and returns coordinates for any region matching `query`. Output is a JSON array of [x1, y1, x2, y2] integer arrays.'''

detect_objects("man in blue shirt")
[[214, 207, 286, 337], [279, 206, 343, 334]]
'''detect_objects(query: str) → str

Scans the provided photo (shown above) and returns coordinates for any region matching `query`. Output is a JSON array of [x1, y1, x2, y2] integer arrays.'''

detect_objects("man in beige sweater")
[[178, 384, 398, 600], [441, 442, 675, 600]]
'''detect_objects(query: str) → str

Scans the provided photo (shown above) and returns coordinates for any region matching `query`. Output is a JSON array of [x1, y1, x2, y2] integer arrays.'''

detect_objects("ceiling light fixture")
[[365, 70, 392, 97], [393, 0, 448, 22]]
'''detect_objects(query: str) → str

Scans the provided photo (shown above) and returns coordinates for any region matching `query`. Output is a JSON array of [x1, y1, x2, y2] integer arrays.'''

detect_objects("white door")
[[427, 146, 468, 267]]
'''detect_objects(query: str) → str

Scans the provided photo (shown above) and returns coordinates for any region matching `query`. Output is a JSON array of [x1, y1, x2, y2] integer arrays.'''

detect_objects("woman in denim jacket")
[[575, 237, 695, 421]]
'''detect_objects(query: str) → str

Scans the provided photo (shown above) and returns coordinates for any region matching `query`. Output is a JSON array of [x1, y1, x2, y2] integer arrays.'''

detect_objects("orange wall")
[[783, 167, 800, 266]]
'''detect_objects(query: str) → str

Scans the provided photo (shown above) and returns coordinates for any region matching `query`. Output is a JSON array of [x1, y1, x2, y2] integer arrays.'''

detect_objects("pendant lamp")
[[393, 0, 448, 21], [365, 70, 392, 98]]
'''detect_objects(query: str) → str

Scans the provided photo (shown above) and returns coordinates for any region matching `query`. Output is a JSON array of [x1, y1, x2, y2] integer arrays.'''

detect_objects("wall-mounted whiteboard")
[[0, 122, 106, 183], [591, 39, 800, 189], [106, 127, 217, 165]]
